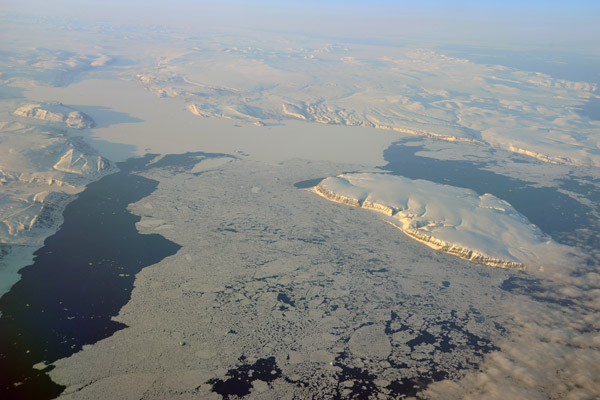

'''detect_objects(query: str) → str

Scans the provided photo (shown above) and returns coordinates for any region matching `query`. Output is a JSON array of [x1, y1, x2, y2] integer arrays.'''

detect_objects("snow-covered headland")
[[0, 102, 113, 295]]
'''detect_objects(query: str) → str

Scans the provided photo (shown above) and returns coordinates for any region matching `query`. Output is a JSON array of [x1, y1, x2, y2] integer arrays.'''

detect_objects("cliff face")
[[362, 200, 395, 216], [312, 173, 571, 271], [314, 184, 361, 207], [314, 183, 396, 215], [401, 226, 524, 270]]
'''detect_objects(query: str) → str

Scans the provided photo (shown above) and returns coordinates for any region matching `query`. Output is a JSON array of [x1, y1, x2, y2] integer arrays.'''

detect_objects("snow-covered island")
[[313, 173, 574, 270], [13, 102, 95, 129]]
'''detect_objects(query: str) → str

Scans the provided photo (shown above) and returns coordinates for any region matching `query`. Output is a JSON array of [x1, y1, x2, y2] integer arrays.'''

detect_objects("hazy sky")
[[2, 0, 599, 51]]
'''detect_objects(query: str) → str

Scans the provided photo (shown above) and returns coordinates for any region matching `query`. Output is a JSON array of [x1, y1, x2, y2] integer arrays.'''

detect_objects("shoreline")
[[0, 155, 181, 398]]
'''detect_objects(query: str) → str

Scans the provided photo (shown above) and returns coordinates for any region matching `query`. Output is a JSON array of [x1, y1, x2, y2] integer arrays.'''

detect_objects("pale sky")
[[2, 0, 599, 51]]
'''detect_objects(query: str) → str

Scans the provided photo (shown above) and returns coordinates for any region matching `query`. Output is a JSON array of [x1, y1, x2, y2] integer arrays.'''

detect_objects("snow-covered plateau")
[[313, 173, 575, 270]]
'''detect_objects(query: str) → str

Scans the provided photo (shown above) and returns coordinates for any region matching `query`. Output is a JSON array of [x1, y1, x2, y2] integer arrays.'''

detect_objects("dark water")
[[500, 276, 575, 307], [293, 178, 325, 189], [380, 140, 598, 251], [209, 356, 283, 399], [0, 154, 182, 399], [576, 97, 600, 121]]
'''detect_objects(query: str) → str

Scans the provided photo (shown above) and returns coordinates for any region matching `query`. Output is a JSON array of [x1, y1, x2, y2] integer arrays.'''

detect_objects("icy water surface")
[[0, 154, 181, 399]]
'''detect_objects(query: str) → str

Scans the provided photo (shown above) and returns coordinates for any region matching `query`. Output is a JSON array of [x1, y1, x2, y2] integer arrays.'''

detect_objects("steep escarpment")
[[314, 184, 362, 208], [399, 225, 524, 269], [312, 173, 574, 270]]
